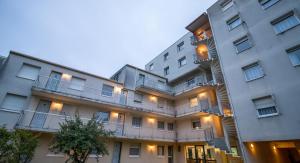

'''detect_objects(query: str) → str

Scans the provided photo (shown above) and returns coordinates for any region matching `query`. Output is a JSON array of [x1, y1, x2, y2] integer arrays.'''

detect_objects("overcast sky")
[[0, 0, 217, 78]]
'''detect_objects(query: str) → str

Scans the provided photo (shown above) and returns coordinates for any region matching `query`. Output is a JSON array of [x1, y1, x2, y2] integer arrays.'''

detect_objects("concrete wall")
[[208, 0, 300, 142]]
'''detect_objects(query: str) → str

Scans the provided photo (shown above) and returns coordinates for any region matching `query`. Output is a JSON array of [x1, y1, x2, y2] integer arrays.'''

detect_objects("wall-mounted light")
[[114, 87, 122, 94], [62, 74, 72, 80], [149, 96, 157, 102], [250, 143, 254, 148], [50, 102, 63, 111], [148, 118, 155, 124], [203, 116, 212, 123], [273, 146, 276, 150], [148, 145, 155, 153], [198, 92, 207, 98], [111, 112, 119, 118]]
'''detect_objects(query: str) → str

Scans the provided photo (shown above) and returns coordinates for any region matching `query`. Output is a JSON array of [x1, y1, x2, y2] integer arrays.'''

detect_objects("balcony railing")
[[177, 127, 214, 142], [193, 53, 218, 65], [190, 35, 210, 46], [176, 105, 220, 117], [136, 78, 173, 95], [33, 76, 175, 116], [16, 110, 177, 142]]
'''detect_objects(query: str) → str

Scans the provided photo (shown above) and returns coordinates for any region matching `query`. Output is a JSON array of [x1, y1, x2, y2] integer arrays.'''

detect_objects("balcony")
[[190, 34, 210, 46], [136, 78, 174, 98], [177, 127, 214, 142], [32, 76, 175, 117], [176, 105, 221, 118], [16, 110, 176, 142]]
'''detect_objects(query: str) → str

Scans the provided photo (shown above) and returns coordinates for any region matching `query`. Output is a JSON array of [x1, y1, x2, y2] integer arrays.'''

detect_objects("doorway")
[[46, 71, 62, 91], [115, 113, 125, 136], [30, 100, 51, 128], [168, 146, 174, 163], [112, 142, 122, 163]]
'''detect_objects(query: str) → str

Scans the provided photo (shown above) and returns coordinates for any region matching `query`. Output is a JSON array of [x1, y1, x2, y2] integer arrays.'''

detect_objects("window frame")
[[258, 0, 280, 10], [178, 56, 187, 67], [252, 95, 279, 118], [221, 0, 234, 12], [164, 53, 169, 61], [167, 123, 174, 131], [157, 98, 164, 108], [129, 144, 141, 157], [95, 111, 110, 123], [16, 63, 41, 81], [189, 97, 199, 108], [1, 93, 27, 111], [132, 117, 142, 128], [286, 44, 300, 67], [157, 145, 165, 156], [134, 92, 143, 103], [271, 11, 300, 34], [242, 62, 265, 82], [149, 63, 154, 71], [69, 76, 86, 91], [157, 121, 165, 130], [101, 84, 114, 97], [177, 42, 184, 52], [164, 66, 170, 76], [226, 15, 243, 31], [192, 120, 201, 130], [233, 35, 252, 54]]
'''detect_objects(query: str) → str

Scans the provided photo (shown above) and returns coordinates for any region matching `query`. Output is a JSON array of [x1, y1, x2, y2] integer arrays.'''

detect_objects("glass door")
[[46, 71, 62, 91]]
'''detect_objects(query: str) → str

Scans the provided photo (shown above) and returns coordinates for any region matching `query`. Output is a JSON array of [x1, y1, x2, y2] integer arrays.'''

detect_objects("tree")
[[0, 128, 38, 163], [49, 113, 114, 163]]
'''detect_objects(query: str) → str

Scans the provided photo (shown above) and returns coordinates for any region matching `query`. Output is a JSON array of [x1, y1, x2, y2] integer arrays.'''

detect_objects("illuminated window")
[[157, 146, 165, 156], [286, 44, 300, 66], [189, 97, 198, 108], [252, 95, 278, 118], [227, 15, 242, 30], [259, 0, 280, 9], [271, 11, 300, 34], [157, 121, 165, 130]]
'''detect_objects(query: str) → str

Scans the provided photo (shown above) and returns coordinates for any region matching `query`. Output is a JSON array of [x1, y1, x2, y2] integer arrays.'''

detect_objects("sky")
[[0, 0, 217, 78]]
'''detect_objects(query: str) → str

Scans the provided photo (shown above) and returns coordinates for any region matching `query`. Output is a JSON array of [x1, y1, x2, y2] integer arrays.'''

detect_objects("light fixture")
[[61, 73, 72, 80], [250, 143, 254, 148], [111, 112, 119, 118], [149, 96, 157, 102], [148, 118, 155, 124], [114, 87, 122, 94], [148, 145, 155, 152], [50, 102, 63, 111]]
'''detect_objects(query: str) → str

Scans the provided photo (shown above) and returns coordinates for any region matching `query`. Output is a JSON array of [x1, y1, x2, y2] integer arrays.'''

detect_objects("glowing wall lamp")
[[50, 102, 63, 112], [114, 87, 122, 94], [148, 145, 155, 153], [148, 118, 155, 124], [149, 96, 157, 102], [61, 73, 72, 80], [111, 112, 119, 118]]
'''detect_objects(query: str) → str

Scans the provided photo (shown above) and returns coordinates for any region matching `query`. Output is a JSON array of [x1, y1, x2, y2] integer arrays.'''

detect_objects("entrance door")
[[168, 146, 174, 163], [46, 71, 62, 91], [115, 113, 125, 136], [119, 89, 127, 105], [112, 142, 122, 163], [30, 100, 51, 128], [195, 145, 205, 163]]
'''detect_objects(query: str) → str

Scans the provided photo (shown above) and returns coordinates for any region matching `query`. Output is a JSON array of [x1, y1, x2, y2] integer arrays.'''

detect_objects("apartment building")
[[0, 50, 240, 163], [204, 0, 300, 163]]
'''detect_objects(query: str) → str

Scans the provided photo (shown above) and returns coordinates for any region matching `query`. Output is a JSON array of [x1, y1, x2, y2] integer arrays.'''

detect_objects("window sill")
[[129, 155, 140, 158], [68, 87, 84, 91], [101, 94, 113, 98], [275, 24, 300, 35], [157, 155, 165, 158], [132, 126, 141, 129], [245, 75, 265, 82], [236, 46, 252, 54], [261, 0, 280, 10], [257, 112, 279, 118], [16, 75, 36, 81]]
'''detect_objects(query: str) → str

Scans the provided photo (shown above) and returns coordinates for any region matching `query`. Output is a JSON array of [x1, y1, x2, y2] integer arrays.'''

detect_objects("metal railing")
[[136, 78, 173, 95], [176, 105, 220, 117], [190, 34, 210, 46], [33, 75, 175, 116], [177, 127, 214, 142], [16, 110, 178, 141]]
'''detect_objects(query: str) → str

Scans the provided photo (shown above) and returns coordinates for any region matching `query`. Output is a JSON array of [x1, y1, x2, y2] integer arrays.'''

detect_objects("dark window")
[[164, 67, 169, 76], [164, 53, 169, 61], [132, 117, 142, 127], [177, 42, 184, 52], [167, 123, 174, 131], [178, 56, 187, 67], [157, 121, 165, 130], [259, 0, 280, 9], [157, 146, 165, 156], [233, 36, 252, 53], [192, 120, 201, 129], [129, 144, 141, 156]]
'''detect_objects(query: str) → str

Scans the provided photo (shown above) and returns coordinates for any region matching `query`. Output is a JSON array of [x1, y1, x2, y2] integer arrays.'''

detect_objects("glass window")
[[157, 146, 165, 156], [69, 77, 85, 91], [167, 123, 174, 131], [243, 63, 264, 81], [287, 45, 300, 66], [227, 15, 242, 30], [253, 96, 278, 117], [149, 64, 154, 71], [129, 144, 141, 156], [192, 120, 201, 129], [221, 0, 233, 11], [157, 121, 165, 130], [17, 63, 40, 80], [190, 97, 198, 108], [259, 0, 280, 9], [101, 84, 114, 97], [157, 98, 164, 108], [233, 36, 252, 53], [95, 111, 110, 123], [178, 56, 187, 67], [132, 117, 142, 127], [164, 67, 169, 76], [164, 53, 169, 61], [187, 78, 195, 87], [134, 92, 143, 103], [271, 11, 300, 34], [1, 93, 27, 111], [177, 42, 184, 52]]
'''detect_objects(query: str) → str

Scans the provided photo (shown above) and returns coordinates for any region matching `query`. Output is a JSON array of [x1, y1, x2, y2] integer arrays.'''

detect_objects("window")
[[164, 53, 169, 61], [243, 63, 264, 81], [177, 42, 184, 52], [187, 78, 195, 87], [221, 0, 233, 11], [233, 36, 252, 53], [149, 64, 154, 71], [167, 123, 174, 131], [157, 146, 165, 156], [252, 95, 278, 117], [101, 84, 114, 97], [227, 15, 242, 30], [286, 45, 300, 66], [17, 63, 40, 80], [271, 11, 300, 34], [132, 117, 142, 127], [189, 97, 198, 108], [134, 92, 143, 103], [1, 93, 26, 111], [164, 66, 169, 76], [95, 111, 110, 123], [157, 98, 164, 108], [69, 77, 85, 91], [259, 0, 280, 9], [129, 144, 141, 156], [157, 121, 165, 130], [192, 120, 201, 129], [178, 56, 187, 67]]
